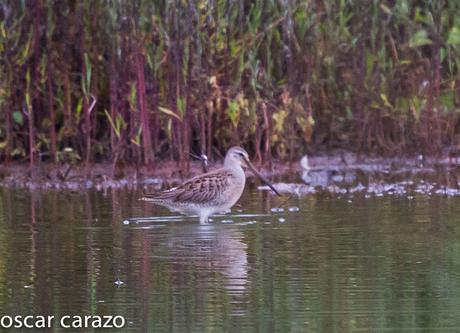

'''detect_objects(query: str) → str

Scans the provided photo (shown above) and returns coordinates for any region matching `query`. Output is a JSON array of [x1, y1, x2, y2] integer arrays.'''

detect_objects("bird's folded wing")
[[143, 171, 232, 204], [175, 171, 232, 203]]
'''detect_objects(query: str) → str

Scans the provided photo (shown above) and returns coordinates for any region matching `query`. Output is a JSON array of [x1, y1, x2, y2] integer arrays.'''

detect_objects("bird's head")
[[224, 146, 281, 196]]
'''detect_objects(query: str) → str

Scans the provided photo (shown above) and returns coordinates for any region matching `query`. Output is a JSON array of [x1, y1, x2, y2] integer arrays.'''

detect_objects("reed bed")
[[1, 1, 459, 173]]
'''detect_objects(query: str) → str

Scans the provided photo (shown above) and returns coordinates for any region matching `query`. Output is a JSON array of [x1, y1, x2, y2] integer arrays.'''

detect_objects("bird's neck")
[[223, 155, 233, 168], [223, 157, 246, 180]]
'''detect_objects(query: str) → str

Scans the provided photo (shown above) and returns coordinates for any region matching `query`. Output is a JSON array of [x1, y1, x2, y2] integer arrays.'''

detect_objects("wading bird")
[[141, 147, 281, 223]]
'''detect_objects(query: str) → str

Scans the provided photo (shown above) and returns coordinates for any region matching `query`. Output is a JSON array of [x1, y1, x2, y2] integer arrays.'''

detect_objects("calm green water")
[[1, 186, 460, 332]]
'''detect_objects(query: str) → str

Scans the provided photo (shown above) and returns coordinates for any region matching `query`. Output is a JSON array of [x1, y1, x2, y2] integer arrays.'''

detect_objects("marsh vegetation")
[[1, 1, 460, 174]]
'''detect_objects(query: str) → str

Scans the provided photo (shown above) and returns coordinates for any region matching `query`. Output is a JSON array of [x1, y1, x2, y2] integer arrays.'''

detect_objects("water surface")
[[1, 186, 460, 332]]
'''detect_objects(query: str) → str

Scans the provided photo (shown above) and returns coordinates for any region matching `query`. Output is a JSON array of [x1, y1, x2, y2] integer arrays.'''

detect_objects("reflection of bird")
[[141, 147, 281, 223], [168, 226, 249, 296]]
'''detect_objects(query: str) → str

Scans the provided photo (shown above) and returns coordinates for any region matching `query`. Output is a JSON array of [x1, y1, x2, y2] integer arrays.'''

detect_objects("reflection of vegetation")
[[1, 189, 460, 330], [0, 191, 7, 301], [1, 1, 460, 169]]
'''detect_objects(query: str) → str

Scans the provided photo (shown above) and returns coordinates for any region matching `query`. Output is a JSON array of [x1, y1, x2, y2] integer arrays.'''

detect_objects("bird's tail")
[[139, 188, 162, 201], [139, 187, 177, 202]]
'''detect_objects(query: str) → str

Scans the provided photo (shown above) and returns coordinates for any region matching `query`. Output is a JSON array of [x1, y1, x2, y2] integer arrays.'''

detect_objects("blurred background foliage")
[[0, 0, 460, 170]]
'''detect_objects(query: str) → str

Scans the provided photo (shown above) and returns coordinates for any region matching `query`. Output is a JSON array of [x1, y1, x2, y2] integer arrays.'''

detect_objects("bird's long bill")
[[244, 157, 281, 196]]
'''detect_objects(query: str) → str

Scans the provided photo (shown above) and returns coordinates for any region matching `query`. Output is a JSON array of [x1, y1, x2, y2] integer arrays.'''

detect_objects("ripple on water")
[[123, 213, 270, 226]]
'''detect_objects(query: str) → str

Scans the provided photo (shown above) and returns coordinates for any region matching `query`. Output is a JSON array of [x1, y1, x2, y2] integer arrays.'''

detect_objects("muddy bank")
[[0, 159, 294, 191], [1, 152, 460, 195]]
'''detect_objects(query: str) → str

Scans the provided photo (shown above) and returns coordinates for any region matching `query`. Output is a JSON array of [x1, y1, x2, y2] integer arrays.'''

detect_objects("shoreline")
[[0, 159, 296, 191], [0, 151, 459, 191]]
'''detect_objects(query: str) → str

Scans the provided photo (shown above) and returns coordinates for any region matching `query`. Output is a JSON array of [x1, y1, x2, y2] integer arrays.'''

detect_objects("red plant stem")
[[206, 104, 213, 160], [183, 33, 194, 172], [47, 63, 57, 162], [262, 102, 271, 163], [83, 95, 90, 169], [200, 107, 206, 156], [82, 74, 91, 173], [109, 55, 117, 155], [28, 102, 35, 172], [63, 69, 72, 132], [80, 16, 91, 172], [254, 123, 262, 164], [136, 50, 154, 165], [5, 102, 12, 163]]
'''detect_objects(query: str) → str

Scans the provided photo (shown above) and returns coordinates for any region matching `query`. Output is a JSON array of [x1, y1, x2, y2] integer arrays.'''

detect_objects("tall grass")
[[1, 0, 459, 172]]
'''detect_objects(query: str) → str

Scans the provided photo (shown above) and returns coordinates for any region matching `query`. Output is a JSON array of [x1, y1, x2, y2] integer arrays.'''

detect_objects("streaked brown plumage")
[[141, 147, 280, 223]]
